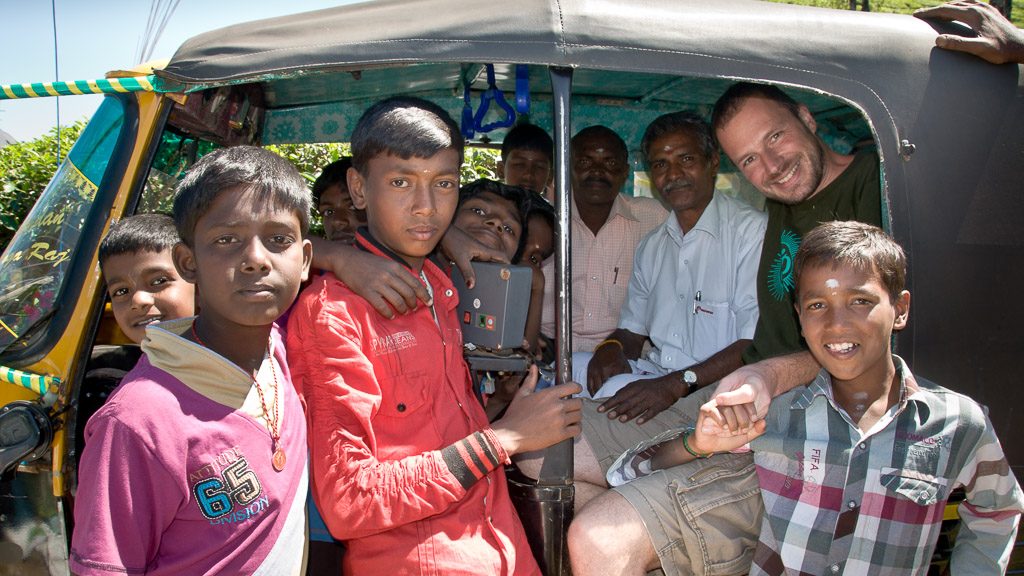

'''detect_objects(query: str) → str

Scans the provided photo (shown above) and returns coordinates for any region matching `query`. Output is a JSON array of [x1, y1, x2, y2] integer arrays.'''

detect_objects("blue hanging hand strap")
[[474, 64, 516, 133], [461, 79, 476, 140], [515, 64, 530, 114]]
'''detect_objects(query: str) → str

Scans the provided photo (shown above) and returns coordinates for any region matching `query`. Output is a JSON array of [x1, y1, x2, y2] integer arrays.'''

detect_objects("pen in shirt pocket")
[[692, 290, 711, 315], [613, 266, 619, 284], [693, 293, 714, 315]]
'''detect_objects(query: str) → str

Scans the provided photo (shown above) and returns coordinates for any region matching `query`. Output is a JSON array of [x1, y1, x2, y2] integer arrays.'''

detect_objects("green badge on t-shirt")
[[768, 229, 800, 301]]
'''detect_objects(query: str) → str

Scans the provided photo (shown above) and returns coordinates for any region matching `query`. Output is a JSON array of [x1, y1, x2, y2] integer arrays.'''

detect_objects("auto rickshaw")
[[1, 0, 1021, 573]]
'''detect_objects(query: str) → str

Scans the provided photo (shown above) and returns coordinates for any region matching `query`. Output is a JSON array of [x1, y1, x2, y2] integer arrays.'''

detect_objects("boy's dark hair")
[[501, 123, 554, 164], [520, 191, 556, 263], [525, 190, 555, 226], [459, 178, 531, 260], [99, 213, 180, 272], [571, 125, 628, 163], [350, 96, 464, 174], [711, 82, 803, 137], [525, 190, 555, 233], [641, 111, 716, 165], [312, 157, 353, 205], [794, 221, 907, 302], [172, 146, 310, 247]]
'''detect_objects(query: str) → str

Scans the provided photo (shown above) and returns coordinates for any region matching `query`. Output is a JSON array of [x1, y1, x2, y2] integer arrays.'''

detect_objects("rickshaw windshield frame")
[[0, 96, 134, 359]]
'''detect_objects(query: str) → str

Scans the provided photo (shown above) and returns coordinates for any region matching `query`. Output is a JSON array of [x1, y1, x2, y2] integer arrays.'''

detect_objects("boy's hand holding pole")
[[492, 365, 583, 455]]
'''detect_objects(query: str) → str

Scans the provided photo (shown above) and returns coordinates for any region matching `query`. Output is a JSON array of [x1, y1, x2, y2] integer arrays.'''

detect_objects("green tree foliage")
[[0, 122, 86, 252], [266, 142, 351, 186], [462, 146, 501, 182]]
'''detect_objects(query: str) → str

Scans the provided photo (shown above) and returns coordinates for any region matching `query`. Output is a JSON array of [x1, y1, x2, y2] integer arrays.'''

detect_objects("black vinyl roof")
[[157, 0, 940, 93]]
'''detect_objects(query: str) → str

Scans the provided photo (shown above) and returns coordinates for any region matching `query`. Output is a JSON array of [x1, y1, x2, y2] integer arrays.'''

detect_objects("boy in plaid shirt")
[[604, 221, 1023, 575]]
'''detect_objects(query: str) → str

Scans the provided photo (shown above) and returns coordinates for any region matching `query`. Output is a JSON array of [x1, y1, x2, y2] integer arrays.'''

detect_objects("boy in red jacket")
[[287, 96, 582, 575]]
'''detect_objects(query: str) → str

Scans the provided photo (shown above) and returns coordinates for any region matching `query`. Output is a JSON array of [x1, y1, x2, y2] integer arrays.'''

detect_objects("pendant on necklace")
[[272, 446, 287, 472]]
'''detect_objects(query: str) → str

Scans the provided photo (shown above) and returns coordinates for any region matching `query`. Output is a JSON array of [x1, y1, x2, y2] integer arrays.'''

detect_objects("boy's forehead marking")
[[799, 263, 888, 298]]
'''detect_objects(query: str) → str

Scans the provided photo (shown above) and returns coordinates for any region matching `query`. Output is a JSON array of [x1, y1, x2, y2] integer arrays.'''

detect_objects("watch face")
[[683, 370, 697, 384]]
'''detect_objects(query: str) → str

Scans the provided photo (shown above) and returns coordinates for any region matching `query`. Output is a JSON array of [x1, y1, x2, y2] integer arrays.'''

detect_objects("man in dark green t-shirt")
[[743, 152, 879, 362], [706, 82, 883, 431]]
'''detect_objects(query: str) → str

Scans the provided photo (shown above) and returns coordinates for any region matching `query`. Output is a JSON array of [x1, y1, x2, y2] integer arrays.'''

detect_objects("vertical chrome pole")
[[529, 65, 574, 576], [542, 66, 574, 485]]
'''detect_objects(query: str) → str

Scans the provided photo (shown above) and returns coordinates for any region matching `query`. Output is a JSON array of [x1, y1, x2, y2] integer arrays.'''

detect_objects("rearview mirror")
[[0, 401, 53, 479]]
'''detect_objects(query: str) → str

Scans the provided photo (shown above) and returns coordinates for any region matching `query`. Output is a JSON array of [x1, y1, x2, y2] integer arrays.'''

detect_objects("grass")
[[763, 0, 1024, 28]]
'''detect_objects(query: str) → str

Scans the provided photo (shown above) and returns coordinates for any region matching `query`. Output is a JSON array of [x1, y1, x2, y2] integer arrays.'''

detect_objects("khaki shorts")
[[581, 386, 762, 576], [615, 452, 762, 576], [582, 384, 715, 472]]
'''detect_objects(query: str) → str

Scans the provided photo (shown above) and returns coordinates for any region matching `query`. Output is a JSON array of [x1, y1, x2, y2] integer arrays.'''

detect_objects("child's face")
[[453, 191, 523, 260], [501, 148, 552, 195], [796, 262, 910, 389], [104, 250, 196, 344], [518, 214, 554, 270], [348, 150, 460, 269], [173, 186, 312, 332], [318, 183, 358, 243]]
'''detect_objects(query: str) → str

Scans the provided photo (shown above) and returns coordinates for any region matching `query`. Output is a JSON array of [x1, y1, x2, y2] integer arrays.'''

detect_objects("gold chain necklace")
[[191, 321, 286, 472]]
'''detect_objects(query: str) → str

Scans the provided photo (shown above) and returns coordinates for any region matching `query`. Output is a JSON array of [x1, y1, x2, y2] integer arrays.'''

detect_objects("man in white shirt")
[[519, 113, 765, 516], [575, 112, 766, 424]]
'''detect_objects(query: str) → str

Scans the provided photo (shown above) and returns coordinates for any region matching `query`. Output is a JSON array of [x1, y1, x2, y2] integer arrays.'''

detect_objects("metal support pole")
[[541, 66, 574, 485], [534, 65, 574, 575], [504, 65, 574, 576]]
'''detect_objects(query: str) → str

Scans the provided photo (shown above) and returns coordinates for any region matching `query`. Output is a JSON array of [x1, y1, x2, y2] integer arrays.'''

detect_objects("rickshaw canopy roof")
[[155, 0, 948, 117]]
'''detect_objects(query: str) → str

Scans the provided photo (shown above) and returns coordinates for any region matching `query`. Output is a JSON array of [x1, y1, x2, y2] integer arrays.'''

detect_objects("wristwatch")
[[682, 369, 698, 396]]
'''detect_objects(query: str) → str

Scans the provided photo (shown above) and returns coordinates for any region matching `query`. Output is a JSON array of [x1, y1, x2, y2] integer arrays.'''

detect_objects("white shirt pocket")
[[691, 300, 736, 362]]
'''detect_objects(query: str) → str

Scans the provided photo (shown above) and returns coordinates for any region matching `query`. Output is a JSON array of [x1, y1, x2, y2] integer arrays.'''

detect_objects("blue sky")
[[0, 0, 359, 141]]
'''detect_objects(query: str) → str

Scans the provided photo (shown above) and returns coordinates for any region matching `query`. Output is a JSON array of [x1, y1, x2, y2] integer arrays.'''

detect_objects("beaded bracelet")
[[682, 427, 712, 459]]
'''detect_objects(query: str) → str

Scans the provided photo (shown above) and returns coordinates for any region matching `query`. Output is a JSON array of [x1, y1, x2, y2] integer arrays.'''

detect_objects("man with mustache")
[[541, 125, 667, 352], [521, 113, 767, 528]]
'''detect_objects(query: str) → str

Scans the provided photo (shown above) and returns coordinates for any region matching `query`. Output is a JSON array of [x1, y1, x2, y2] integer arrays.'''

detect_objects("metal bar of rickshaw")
[[532, 65, 575, 576]]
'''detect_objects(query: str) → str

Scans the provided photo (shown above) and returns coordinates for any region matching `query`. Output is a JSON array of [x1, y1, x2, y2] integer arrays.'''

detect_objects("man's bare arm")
[[703, 350, 820, 436]]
